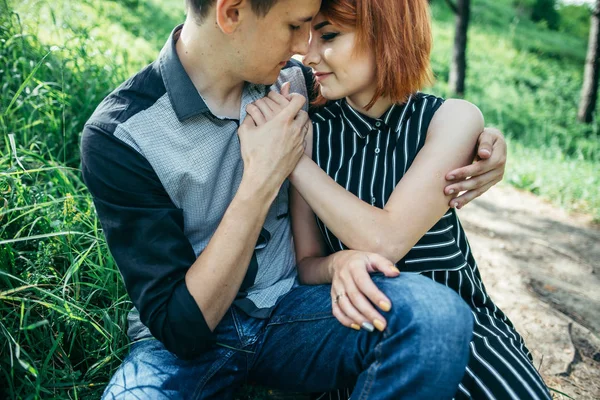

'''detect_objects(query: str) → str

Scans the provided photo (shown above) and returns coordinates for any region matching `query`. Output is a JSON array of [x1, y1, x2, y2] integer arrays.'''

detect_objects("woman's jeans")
[[102, 273, 474, 399]]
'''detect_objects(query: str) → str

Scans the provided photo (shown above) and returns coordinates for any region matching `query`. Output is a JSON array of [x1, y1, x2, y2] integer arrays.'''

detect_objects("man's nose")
[[292, 31, 310, 56]]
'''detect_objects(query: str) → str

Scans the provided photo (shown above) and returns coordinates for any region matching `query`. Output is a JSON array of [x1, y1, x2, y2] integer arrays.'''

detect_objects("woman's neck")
[[346, 93, 394, 120]]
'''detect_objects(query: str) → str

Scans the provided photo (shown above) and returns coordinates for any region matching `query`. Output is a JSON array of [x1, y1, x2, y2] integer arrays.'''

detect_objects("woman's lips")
[[315, 72, 332, 82]]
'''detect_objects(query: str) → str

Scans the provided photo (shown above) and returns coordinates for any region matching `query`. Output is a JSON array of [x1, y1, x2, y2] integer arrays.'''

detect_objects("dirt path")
[[458, 184, 600, 399]]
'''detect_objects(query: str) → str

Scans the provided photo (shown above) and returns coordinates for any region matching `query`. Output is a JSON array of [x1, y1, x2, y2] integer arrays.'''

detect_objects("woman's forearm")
[[289, 100, 484, 263], [289, 157, 405, 261]]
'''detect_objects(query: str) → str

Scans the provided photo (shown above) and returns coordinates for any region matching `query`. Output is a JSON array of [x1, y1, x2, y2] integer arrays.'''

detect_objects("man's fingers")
[[245, 104, 266, 126], [281, 81, 291, 99], [280, 94, 306, 121], [446, 156, 500, 182], [449, 179, 498, 209], [445, 169, 501, 196], [268, 90, 291, 107], [477, 132, 494, 160], [291, 110, 309, 132]]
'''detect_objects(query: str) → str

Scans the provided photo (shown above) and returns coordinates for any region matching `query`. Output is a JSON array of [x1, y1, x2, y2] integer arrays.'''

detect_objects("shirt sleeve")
[[81, 122, 215, 359]]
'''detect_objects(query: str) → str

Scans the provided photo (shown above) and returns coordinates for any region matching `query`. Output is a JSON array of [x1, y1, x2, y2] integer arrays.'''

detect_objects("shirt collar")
[[159, 25, 210, 122], [338, 96, 414, 138]]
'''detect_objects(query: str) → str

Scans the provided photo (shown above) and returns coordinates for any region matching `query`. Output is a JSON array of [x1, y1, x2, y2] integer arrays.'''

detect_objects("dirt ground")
[[458, 184, 600, 400]]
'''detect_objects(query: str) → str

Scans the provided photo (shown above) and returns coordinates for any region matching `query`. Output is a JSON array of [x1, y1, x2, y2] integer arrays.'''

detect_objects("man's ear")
[[215, 0, 248, 34]]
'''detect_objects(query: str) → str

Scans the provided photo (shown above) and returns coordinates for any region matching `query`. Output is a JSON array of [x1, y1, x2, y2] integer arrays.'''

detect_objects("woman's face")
[[303, 13, 377, 107]]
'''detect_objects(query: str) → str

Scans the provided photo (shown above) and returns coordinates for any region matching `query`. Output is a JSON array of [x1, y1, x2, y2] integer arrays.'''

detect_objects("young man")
[[81, 0, 508, 398]]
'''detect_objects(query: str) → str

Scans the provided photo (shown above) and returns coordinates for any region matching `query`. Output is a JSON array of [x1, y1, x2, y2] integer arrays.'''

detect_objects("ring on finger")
[[333, 292, 346, 304]]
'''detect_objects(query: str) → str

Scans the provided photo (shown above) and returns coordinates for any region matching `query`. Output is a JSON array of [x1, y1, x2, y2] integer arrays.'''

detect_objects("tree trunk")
[[448, 0, 470, 97], [578, 0, 600, 123]]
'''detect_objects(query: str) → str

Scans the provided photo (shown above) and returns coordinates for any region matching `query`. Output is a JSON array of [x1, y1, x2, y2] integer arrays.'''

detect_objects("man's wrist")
[[238, 172, 281, 209]]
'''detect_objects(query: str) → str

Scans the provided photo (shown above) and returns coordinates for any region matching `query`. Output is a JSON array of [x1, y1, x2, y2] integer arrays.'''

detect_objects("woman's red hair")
[[314, 0, 433, 110]]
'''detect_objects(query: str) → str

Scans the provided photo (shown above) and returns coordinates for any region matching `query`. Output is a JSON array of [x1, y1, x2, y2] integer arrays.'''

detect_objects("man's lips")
[[314, 72, 332, 82]]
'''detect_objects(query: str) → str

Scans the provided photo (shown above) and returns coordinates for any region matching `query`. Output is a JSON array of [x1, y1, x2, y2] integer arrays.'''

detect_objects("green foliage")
[[430, 0, 599, 220], [558, 4, 592, 40], [513, 0, 561, 30], [1, 0, 184, 397]]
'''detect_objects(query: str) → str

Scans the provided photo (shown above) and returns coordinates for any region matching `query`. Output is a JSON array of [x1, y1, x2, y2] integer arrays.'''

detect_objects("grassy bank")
[[0, 0, 598, 398]]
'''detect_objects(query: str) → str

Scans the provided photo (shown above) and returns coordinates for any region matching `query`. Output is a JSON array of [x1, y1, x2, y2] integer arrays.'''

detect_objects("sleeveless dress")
[[309, 93, 551, 400]]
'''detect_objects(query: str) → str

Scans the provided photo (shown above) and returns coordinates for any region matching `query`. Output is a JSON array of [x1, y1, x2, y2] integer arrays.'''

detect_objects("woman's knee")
[[376, 273, 473, 341]]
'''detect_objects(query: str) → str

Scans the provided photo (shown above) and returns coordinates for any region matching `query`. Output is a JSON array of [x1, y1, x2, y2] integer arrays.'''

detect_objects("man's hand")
[[246, 83, 313, 157], [444, 127, 507, 209], [329, 250, 400, 332], [238, 83, 308, 192]]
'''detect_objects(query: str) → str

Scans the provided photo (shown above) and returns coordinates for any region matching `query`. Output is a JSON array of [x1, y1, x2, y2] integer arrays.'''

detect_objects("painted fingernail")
[[379, 301, 391, 312], [448, 175, 455, 180], [373, 319, 385, 332], [361, 322, 375, 332], [351, 323, 361, 331], [451, 202, 458, 208], [448, 189, 455, 195], [389, 265, 400, 274]]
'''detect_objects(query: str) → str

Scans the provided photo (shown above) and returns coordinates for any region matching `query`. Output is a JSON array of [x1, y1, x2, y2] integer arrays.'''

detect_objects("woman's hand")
[[444, 127, 507, 209], [245, 83, 313, 157], [329, 250, 400, 332]]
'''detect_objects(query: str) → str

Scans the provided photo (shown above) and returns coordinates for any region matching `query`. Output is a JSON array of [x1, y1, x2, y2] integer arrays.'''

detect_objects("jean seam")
[[358, 337, 384, 400], [191, 349, 235, 399], [230, 308, 246, 346], [267, 312, 333, 326]]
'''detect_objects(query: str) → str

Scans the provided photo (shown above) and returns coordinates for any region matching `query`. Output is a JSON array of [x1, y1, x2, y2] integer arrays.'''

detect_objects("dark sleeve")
[[81, 122, 215, 359], [287, 58, 317, 104]]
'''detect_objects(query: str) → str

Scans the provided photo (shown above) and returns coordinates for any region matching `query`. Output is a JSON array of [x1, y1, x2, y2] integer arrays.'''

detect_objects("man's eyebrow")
[[313, 21, 331, 30]]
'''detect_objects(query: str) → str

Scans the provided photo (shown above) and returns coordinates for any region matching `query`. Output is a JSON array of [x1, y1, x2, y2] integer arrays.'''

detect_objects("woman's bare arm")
[[288, 99, 484, 263]]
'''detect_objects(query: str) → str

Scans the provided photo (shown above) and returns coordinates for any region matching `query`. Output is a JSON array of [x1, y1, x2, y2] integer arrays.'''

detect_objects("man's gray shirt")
[[81, 25, 314, 359]]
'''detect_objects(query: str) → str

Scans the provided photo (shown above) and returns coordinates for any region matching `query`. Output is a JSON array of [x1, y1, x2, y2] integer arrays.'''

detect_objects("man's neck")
[[176, 19, 246, 119]]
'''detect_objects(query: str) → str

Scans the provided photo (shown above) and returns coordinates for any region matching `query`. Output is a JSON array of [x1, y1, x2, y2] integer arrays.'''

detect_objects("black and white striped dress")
[[310, 94, 551, 400]]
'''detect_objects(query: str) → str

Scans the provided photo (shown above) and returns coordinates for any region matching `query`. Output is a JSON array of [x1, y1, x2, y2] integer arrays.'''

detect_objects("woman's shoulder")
[[409, 92, 445, 112]]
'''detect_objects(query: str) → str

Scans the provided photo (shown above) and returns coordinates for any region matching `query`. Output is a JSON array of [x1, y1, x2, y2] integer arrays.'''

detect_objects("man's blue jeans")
[[102, 273, 473, 399]]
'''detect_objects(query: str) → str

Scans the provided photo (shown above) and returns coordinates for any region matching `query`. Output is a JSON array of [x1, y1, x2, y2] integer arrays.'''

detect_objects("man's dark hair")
[[186, 0, 279, 22]]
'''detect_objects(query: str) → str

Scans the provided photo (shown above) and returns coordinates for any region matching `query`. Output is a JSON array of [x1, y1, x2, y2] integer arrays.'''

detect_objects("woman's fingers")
[[252, 98, 275, 120], [353, 267, 393, 313], [245, 103, 266, 126], [331, 294, 360, 330], [366, 253, 400, 278], [337, 271, 387, 332]]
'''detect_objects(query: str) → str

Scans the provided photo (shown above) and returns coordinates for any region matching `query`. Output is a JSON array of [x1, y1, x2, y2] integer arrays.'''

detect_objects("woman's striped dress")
[[309, 93, 551, 400]]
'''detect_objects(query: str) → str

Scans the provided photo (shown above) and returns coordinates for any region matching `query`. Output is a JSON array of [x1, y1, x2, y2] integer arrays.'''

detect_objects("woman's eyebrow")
[[313, 21, 332, 30]]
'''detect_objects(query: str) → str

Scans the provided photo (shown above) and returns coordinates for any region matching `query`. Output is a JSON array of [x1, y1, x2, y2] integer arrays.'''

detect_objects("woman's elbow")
[[368, 236, 403, 264]]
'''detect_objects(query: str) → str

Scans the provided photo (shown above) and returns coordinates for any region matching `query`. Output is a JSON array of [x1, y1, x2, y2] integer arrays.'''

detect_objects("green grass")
[[429, 0, 599, 220], [0, 0, 598, 398]]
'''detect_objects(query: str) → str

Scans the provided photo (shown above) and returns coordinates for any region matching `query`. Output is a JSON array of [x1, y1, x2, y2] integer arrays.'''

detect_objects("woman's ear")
[[215, 0, 247, 34]]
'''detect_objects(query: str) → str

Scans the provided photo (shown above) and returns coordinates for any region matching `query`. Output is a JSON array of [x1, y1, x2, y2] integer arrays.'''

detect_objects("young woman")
[[246, 0, 551, 398]]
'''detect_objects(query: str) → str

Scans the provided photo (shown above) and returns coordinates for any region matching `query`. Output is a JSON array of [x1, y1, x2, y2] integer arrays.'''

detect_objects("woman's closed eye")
[[321, 32, 340, 42]]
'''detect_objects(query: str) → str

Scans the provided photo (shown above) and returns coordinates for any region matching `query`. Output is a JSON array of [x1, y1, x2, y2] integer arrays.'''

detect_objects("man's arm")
[[81, 95, 307, 359]]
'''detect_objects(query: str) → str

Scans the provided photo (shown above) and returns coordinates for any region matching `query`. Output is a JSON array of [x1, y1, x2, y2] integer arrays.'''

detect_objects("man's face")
[[233, 0, 321, 85]]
